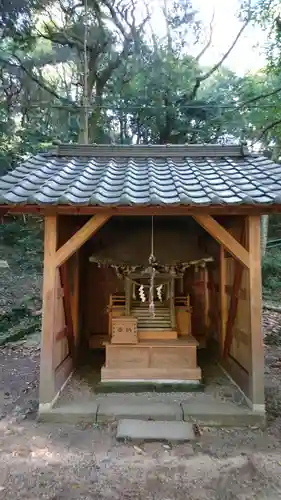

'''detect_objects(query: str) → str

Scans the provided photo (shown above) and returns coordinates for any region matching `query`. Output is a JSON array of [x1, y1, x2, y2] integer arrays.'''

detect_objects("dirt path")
[[1, 312, 281, 499]]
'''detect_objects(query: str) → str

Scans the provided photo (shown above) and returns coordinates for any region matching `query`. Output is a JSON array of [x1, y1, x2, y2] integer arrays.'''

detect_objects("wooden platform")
[[89, 330, 179, 348], [101, 337, 202, 383]]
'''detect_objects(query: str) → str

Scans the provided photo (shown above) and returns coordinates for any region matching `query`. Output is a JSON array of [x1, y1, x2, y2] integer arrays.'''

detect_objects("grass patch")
[[0, 304, 41, 345]]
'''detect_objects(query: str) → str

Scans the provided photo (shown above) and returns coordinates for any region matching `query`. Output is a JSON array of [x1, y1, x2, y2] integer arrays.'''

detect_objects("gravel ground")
[[55, 352, 249, 410], [1, 310, 281, 499]]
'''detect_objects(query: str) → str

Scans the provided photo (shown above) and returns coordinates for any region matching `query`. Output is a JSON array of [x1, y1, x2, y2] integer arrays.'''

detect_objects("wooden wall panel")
[[225, 256, 251, 372], [57, 215, 82, 352], [55, 356, 72, 394], [54, 271, 69, 369], [176, 308, 191, 336], [82, 263, 124, 338], [208, 264, 220, 342], [54, 337, 69, 368]]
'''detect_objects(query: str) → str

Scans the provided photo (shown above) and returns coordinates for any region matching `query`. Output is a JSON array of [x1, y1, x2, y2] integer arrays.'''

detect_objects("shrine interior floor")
[[38, 351, 265, 427]]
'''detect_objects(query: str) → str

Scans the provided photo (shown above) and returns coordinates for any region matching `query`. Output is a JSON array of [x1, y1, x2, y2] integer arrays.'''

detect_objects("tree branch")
[[0, 54, 77, 106], [254, 119, 281, 144], [195, 10, 215, 62], [102, 0, 130, 38], [239, 85, 281, 108], [96, 2, 149, 88], [190, 1, 252, 100]]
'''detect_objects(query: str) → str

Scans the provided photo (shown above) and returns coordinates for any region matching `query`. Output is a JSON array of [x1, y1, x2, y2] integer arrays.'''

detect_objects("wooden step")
[[138, 325, 172, 331], [132, 307, 171, 317], [131, 311, 171, 317], [131, 302, 169, 307], [138, 330, 177, 340], [131, 305, 172, 332], [137, 316, 171, 321], [137, 319, 171, 325], [101, 366, 202, 382]]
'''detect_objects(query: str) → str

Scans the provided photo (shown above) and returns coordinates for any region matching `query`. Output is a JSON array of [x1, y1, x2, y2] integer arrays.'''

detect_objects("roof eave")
[[1, 203, 281, 216]]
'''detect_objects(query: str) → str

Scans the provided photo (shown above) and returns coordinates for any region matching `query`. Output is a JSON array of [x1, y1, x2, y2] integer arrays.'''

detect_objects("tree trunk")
[[260, 215, 269, 257]]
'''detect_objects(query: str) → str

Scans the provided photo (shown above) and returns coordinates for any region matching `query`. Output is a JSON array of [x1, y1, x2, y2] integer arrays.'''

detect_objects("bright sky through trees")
[[146, 0, 266, 74]]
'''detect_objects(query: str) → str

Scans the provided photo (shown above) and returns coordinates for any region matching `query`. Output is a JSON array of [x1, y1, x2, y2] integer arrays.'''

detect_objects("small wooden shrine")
[[88, 216, 213, 383], [0, 143, 273, 416]]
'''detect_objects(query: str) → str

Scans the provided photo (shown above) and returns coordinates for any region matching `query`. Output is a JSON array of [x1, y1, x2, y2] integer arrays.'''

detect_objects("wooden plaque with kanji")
[[111, 317, 138, 344]]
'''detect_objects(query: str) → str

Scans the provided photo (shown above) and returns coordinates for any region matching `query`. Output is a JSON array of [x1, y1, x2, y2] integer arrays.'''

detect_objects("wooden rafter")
[[223, 224, 246, 358], [55, 214, 110, 267], [193, 214, 249, 268]]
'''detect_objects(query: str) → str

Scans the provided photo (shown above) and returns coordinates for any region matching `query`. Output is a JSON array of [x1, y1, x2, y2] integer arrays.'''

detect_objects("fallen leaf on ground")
[[133, 445, 146, 455], [163, 444, 171, 450]]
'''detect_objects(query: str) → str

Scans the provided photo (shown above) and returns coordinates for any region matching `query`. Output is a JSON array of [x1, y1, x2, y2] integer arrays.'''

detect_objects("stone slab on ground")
[[181, 400, 266, 427], [38, 402, 99, 423], [116, 419, 196, 442], [97, 400, 183, 422]]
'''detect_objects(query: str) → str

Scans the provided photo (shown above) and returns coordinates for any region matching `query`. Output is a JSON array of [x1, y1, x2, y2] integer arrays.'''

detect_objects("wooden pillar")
[[248, 215, 264, 410], [39, 215, 58, 405], [219, 246, 227, 355]]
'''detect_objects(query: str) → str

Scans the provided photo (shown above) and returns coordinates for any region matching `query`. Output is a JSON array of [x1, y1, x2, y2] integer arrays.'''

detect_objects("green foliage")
[[0, 217, 43, 272], [252, 0, 281, 73], [262, 248, 281, 300], [0, 304, 30, 332], [0, 305, 41, 344], [0, 0, 280, 152]]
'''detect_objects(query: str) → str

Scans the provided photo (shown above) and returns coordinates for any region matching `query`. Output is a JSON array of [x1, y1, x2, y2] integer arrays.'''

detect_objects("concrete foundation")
[[39, 394, 265, 427], [38, 354, 265, 427]]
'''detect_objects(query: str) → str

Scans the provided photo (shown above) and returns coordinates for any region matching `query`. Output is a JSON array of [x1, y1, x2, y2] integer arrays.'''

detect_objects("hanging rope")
[[83, 0, 89, 144], [149, 215, 154, 264], [148, 216, 156, 318]]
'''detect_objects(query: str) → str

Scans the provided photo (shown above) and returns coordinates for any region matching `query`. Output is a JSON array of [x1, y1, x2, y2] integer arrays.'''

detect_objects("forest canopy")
[[0, 0, 280, 173]]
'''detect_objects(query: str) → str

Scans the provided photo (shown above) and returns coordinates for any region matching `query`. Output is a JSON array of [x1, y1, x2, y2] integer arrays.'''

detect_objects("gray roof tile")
[[0, 144, 281, 207]]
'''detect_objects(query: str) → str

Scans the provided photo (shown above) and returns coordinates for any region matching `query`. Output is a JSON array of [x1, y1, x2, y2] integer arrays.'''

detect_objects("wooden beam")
[[2, 203, 281, 216], [219, 246, 227, 355], [55, 214, 110, 267], [248, 215, 264, 408], [223, 225, 246, 358], [39, 215, 58, 404], [193, 214, 250, 268]]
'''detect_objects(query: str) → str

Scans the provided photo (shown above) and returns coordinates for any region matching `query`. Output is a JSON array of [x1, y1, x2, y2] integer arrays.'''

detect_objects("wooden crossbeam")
[[55, 214, 110, 267], [193, 215, 250, 268]]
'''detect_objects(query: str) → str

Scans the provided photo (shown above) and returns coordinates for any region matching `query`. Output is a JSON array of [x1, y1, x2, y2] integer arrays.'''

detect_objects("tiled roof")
[[0, 144, 281, 207]]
